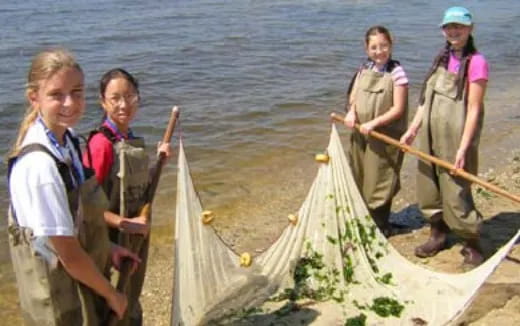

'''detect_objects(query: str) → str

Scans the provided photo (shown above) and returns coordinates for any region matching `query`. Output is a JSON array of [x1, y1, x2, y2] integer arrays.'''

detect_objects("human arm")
[[359, 84, 408, 135], [454, 79, 487, 169], [11, 149, 128, 318], [103, 211, 149, 236], [344, 72, 360, 128], [109, 242, 141, 274], [400, 105, 425, 145], [49, 236, 127, 319], [157, 141, 172, 158]]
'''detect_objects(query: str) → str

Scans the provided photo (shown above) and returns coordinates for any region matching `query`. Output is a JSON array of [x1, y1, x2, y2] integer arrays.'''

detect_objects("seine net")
[[171, 124, 519, 325]]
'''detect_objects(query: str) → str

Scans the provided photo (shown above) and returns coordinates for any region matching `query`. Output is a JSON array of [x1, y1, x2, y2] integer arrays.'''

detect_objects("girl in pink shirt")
[[401, 7, 488, 267]]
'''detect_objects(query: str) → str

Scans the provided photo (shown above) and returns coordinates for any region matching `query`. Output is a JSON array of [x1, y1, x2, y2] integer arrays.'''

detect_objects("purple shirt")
[[448, 51, 489, 83]]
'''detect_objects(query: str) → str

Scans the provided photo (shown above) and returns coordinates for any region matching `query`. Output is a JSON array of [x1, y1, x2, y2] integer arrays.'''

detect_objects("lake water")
[[1, 0, 520, 310]]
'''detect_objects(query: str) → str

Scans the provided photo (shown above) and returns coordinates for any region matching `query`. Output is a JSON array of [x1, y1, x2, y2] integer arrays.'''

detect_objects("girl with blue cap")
[[400, 7, 489, 267]]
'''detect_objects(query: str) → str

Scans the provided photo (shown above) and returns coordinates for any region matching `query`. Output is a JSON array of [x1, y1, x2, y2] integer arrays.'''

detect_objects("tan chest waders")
[[349, 68, 407, 227], [77, 174, 111, 325], [8, 143, 110, 326], [103, 136, 150, 326], [416, 67, 483, 238]]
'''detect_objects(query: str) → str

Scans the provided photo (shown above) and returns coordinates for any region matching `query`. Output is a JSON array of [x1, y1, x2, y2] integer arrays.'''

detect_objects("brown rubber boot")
[[461, 239, 484, 267], [414, 220, 448, 258]]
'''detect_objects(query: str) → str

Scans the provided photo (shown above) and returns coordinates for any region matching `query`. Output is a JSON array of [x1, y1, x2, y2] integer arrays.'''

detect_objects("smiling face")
[[28, 67, 85, 138], [365, 32, 392, 69], [101, 77, 139, 132], [442, 23, 473, 50]]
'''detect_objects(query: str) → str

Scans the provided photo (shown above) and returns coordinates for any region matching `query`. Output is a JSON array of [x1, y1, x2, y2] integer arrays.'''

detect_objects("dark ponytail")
[[418, 41, 450, 105], [418, 35, 477, 105], [455, 35, 477, 100]]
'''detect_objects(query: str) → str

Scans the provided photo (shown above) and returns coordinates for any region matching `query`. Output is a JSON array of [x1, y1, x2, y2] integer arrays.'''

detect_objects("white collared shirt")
[[9, 122, 82, 236]]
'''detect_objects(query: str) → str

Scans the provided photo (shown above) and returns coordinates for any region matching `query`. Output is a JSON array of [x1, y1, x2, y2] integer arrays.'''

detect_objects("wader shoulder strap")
[[89, 125, 118, 144], [7, 143, 76, 193], [84, 125, 120, 180], [346, 58, 401, 108], [7, 143, 78, 225]]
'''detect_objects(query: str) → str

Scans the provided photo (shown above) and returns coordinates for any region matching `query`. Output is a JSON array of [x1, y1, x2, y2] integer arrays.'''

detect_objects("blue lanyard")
[[104, 118, 135, 140], [37, 117, 84, 186]]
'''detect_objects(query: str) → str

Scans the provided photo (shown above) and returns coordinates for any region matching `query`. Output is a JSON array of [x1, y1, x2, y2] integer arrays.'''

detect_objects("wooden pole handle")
[[330, 112, 520, 204], [107, 106, 180, 326], [162, 106, 179, 144]]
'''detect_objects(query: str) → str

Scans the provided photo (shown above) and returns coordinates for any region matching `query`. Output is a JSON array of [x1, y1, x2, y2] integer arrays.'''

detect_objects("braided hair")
[[418, 35, 477, 105]]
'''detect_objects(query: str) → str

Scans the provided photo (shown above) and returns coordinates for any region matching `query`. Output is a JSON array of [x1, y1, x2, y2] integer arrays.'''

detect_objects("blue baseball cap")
[[440, 7, 473, 27]]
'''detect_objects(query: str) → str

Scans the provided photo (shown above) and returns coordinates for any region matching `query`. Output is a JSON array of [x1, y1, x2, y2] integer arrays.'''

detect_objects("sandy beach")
[[1, 113, 519, 326], [133, 121, 520, 325]]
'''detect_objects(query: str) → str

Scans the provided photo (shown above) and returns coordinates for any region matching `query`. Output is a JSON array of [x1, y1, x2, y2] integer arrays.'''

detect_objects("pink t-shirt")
[[389, 65, 408, 86], [448, 52, 489, 82], [366, 61, 409, 86], [83, 132, 114, 184], [82, 121, 130, 184]]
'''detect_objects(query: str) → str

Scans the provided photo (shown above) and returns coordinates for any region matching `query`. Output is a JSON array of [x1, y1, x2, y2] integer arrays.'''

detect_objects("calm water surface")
[[1, 0, 520, 315]]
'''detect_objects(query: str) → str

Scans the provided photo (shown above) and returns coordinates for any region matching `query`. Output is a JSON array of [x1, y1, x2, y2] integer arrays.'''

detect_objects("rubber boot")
[[369, 202, 393, 237], [461, 239, 484, 267], [414, 220, 448, 258]]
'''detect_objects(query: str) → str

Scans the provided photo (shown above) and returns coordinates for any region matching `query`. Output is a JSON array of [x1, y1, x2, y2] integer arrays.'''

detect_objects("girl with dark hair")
[[400, 7, 489, 267], [83, 68, 171, 325], [343, 25, 409, 236]]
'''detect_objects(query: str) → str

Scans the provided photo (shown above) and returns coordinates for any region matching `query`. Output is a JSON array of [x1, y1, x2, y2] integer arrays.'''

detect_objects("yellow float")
[[239, 252, 252, 267], [287, 214, 298, 225], [201, 210, 215, 224], [315, 153, 329, 163]]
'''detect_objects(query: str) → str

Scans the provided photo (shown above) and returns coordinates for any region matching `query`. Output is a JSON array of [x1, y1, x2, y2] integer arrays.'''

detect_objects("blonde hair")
[[8, 48, 83, 159]]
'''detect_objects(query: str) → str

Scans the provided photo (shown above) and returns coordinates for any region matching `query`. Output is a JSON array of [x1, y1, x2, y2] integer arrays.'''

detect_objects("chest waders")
[[7, 143, 111, 326], [349, 68, 407, 229], [417, 67, 483, 239], [77, 174, 112, 325], [96, 128, 150, 326]]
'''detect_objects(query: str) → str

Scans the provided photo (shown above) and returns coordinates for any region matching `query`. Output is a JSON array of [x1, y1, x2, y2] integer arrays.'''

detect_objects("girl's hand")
[[106, 290, 127, 320], [400, 129, 417, 146], [119, 215, 149, 236], [359, 120, 378, 135], [454, 148, 466, 171], [344, 109, 357, 128], [109, 244, 141, 275], [157, 141, 172, 158]]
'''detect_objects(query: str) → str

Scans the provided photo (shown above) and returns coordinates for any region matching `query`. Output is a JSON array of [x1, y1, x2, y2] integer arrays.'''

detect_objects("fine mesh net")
[[171, 124, 519, 325]]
